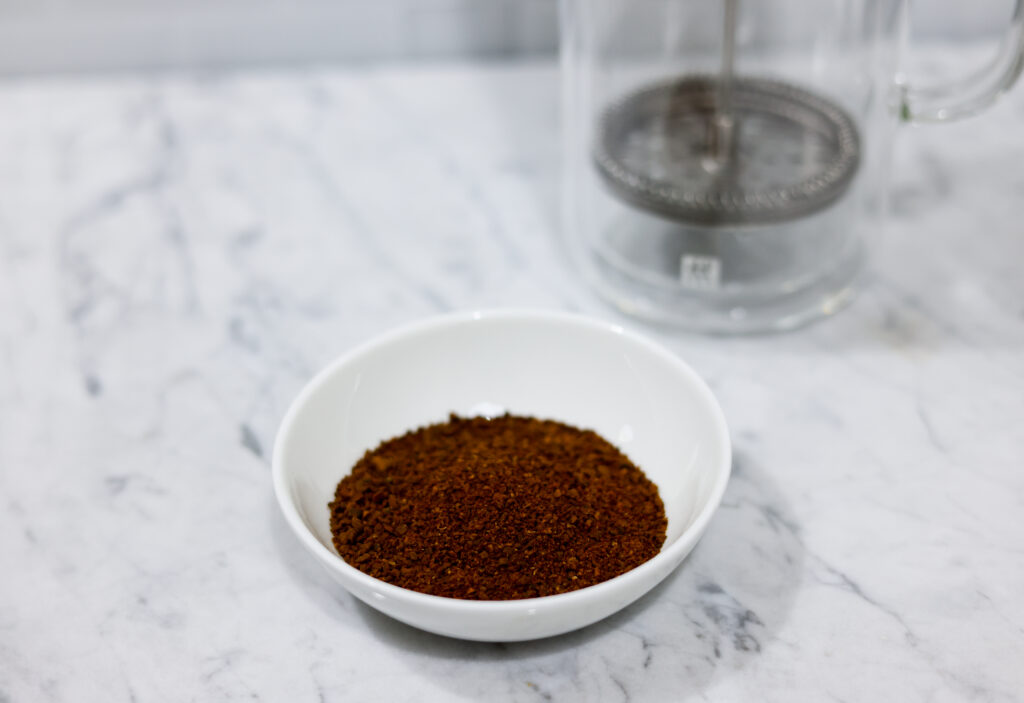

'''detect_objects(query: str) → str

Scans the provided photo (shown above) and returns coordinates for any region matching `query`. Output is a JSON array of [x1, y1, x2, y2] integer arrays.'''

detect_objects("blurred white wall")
[[0, 0, 557, 73], [0, 0, 1014, 74]]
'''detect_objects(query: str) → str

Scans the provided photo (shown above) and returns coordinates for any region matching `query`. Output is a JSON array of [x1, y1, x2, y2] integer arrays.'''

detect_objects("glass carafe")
[[561, 0, 1024, 332]]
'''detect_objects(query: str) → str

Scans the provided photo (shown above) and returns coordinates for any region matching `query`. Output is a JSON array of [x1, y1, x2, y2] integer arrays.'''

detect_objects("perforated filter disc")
[[594, 76, 861, 225]]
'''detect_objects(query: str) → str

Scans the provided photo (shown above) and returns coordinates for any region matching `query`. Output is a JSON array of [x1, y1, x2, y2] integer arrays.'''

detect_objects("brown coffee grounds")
[[328, 413, 667, 600]]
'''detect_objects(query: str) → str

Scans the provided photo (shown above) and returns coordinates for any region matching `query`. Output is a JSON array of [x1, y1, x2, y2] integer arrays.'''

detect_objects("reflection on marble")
[[1, 48, 1023, 701]]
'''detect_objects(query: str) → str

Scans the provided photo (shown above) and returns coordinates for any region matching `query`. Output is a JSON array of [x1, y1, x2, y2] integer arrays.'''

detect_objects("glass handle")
[[901, 0, 1024, 123]]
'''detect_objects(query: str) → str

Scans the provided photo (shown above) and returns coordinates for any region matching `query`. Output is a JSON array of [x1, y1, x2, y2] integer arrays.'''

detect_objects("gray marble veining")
[[1, 50, 1023, 702]]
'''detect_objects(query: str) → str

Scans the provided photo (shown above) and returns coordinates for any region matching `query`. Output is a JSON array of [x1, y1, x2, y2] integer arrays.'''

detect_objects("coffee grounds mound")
[[328, 413, 667, 600]]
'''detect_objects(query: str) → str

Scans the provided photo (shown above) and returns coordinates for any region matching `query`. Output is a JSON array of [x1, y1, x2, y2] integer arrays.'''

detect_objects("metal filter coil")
[[594, 76, 862, 225]]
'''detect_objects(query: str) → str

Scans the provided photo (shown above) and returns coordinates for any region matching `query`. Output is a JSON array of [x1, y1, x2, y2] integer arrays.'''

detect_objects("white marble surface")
[[1, 49, 1023, 702]]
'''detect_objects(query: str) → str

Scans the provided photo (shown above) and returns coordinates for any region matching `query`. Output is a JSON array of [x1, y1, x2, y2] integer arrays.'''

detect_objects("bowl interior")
[[277, 313, 729, 569]]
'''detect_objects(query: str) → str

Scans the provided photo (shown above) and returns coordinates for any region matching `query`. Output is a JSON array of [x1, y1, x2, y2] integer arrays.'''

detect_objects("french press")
[[561, 0, 1024, 332]]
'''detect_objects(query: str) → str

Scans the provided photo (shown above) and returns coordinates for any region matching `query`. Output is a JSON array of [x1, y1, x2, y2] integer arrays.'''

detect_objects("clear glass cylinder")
[[561, 0, 1024, 332]]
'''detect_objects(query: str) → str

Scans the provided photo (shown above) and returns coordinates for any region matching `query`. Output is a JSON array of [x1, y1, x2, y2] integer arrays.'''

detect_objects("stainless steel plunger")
[[594, 0, 861, 226]]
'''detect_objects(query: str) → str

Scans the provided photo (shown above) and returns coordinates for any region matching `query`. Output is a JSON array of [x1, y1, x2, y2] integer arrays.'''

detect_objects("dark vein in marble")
[[105, 475, 130, 496], [697, 582, 764, 654], [240, 423, 263, 459], [159, 204, 200, 315], [230, 226, 265, 252], [809, 555, 918, 645], [84, 373, 103, 397], [977, 590, 1024, 636], [201, 649, 244, 684], [639, 635, 653, 669], [523, 681, 552, 701], [915, 401, 948, 453], [608, 673, 630, 702], [228, 316, 261, 354]]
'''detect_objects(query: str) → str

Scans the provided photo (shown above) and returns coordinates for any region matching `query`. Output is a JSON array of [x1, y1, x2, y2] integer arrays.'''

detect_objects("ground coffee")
[[329, 413, 667, 600]]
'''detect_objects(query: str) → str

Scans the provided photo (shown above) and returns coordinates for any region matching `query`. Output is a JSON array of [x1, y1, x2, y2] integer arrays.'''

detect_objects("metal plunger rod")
[[708, 0, 738, 165]]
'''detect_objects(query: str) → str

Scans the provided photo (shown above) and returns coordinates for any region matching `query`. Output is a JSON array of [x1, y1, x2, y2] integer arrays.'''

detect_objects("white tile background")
[[0, 0, 1016, 74]]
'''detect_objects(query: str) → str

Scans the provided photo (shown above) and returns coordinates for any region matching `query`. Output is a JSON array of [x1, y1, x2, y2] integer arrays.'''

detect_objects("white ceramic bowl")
[[273, 310, 731, 642]]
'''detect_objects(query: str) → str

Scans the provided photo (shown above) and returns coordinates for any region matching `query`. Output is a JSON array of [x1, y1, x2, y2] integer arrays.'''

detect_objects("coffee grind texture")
[[329, 413, 667, 600]]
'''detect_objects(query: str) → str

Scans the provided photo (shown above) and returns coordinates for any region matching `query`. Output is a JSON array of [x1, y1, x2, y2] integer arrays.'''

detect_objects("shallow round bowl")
[[273, 310, 731, 641]]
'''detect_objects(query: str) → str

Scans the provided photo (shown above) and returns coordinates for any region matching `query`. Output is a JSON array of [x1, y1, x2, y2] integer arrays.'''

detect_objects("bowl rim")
[[272, 308, 732, 612]]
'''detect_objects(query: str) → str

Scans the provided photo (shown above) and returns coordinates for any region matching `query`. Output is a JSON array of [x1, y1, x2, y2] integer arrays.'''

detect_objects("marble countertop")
[[2, 49, 1023, 702]]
